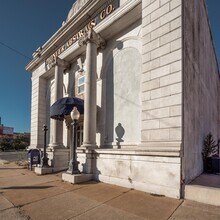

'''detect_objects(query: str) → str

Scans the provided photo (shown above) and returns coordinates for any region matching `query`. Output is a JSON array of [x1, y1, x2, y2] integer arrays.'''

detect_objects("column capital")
[[46, 57, 70, 71], [78, 29, 106, 49]]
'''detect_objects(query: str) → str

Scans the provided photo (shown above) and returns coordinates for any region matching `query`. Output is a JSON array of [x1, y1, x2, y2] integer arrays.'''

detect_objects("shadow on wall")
[[100, 40, 124, 147], [99, 38, 142, 148], [81, 153, 101, 177], [80, 123, 125, 177], [115, 123, 125, 149], [80, 41, 125, 175]]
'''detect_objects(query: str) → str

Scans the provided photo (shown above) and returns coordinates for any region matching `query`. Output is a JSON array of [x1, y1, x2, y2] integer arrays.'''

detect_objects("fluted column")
[[50, 58, 70, 148], [79, 29, 105, 149]]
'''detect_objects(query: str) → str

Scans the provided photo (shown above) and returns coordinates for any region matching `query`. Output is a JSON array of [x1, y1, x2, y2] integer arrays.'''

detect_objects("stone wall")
[[141, 0, 182, 147], [183, 0, 220, 183], [77, 149, 181, 198]]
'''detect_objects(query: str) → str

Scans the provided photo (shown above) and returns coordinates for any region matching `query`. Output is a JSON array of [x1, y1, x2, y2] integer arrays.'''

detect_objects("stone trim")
[[77, 146, 182, 157]]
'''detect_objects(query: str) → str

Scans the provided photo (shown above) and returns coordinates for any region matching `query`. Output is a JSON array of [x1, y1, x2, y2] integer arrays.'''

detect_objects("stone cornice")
[[26, 0, 141, 72], [59, 0, 141, 62]]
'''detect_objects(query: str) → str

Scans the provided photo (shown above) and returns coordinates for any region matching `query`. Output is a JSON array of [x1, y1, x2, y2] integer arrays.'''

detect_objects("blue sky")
[[0, 0, 219, 133], [0, 0, 75, 132], [206, 0, 220, 65]]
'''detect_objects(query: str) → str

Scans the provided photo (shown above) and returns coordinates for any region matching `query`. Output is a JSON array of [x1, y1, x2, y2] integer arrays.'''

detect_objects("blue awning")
[[50, 97, 84, 121]]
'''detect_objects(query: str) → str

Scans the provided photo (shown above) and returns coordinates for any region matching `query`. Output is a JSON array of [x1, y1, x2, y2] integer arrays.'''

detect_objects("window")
[[78, 76, 85, 94]]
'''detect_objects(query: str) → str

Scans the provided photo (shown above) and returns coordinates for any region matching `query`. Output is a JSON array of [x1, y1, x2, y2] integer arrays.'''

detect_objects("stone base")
[[35, 167, 54, 175], [47, 148, 69, 171], [77, 149, 182, 198], [62, 173, 93, 184]]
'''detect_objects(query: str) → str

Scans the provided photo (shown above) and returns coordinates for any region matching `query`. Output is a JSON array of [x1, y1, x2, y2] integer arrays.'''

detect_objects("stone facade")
[[141, 0, 182, 149], [183, 0, 220, 184], [26, 0, 219, 199]]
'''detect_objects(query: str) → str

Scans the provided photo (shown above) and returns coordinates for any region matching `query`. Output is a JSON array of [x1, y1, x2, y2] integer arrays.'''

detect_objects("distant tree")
[[0, 136, 13, 151], [12, 135, 30, 151], [202, 133, 218, 158]]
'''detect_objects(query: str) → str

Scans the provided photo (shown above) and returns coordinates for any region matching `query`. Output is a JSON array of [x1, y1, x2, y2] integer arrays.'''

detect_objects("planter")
[[203, 157, 220, 174], [203, 157, 213, 173], [212, 157, 220, 174]]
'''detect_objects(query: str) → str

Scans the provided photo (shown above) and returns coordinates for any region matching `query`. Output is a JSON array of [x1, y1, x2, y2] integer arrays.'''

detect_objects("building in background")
[[26, 0, 220, 199], [0, 117, 14, 138]]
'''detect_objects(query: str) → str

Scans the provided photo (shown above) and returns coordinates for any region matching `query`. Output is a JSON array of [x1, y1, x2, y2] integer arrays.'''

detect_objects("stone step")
[[185, 174, 220, 206]]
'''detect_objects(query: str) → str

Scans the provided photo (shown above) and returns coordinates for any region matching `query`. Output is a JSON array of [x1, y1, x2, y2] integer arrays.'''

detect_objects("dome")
[[66, 0, 90, 23]]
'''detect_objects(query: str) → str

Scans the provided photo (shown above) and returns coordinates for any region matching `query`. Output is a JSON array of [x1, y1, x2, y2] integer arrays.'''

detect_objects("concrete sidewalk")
[[0, 162, 220, 220]]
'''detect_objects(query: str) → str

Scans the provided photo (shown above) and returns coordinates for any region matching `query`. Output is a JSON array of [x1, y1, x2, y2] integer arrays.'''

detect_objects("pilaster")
[[30, 76, 47, 149]]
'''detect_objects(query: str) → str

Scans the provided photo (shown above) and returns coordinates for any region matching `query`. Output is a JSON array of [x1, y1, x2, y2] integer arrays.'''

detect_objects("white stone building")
[[26, 0, 220, 199]]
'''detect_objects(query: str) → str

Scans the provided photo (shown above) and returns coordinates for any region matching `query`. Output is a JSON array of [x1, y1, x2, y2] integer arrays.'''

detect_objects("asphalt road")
[[0, 151, 27, 162]]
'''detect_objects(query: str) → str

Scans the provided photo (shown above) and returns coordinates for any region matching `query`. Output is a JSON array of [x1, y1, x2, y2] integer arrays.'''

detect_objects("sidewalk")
[[0, 162, 220, 220]]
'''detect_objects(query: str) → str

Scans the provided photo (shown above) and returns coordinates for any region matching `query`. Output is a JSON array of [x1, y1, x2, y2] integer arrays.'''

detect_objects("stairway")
[[185, 174, 220, 206]]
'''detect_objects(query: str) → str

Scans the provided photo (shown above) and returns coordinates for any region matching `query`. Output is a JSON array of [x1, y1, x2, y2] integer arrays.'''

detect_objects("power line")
[[0, 41, 32, 60]]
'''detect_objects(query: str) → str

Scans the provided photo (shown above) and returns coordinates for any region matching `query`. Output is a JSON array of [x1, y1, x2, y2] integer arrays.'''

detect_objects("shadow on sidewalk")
[[0, 167, 25, 170], [0, 185, 54, 190]]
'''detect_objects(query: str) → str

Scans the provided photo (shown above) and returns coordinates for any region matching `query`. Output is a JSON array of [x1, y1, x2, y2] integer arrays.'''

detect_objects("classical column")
[[50, 58, 70, 148], [79, 29, 105, 149]]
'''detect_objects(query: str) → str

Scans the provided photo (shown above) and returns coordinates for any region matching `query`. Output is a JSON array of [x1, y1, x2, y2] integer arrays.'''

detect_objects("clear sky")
[[0, 0, 219, 133], [206, 0, 220, 65], [0, 0, 75, 132]]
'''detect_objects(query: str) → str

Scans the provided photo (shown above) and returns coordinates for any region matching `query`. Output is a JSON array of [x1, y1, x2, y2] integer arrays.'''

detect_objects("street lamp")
[[41, 124, 49, 167], [67, 107, 81, 174]]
